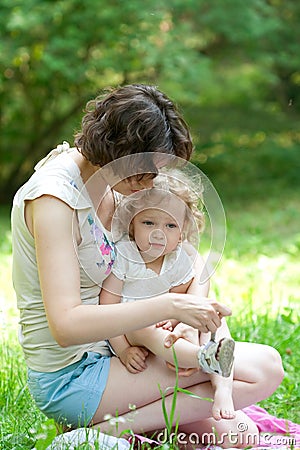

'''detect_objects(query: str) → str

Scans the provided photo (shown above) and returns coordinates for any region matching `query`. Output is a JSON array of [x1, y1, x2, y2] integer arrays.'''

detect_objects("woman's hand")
[[172, 295, 231, 333], [119, 346, 149, 374]]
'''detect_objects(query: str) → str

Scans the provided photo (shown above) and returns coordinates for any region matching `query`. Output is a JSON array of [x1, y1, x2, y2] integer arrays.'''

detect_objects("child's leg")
[[198, 329, 235, 420], [127, 325, 234, 377], [126, 325, 200, 368], [210, 373, 235, 421]]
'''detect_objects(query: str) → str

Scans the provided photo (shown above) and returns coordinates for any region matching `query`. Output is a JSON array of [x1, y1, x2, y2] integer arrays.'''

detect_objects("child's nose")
[[151, 228, 165, 240]]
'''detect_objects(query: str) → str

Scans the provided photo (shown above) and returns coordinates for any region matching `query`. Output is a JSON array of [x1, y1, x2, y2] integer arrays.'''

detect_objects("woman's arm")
[[32, 196, 230, 347], [100, 274, 131, 356]]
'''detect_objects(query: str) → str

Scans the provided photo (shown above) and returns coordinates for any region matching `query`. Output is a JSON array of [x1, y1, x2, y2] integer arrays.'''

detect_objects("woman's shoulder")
[[14, 153, 90, 211]]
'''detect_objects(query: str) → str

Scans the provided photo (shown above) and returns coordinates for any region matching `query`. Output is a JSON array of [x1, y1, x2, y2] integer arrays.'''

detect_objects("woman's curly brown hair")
[[74, 84, 194, 169]]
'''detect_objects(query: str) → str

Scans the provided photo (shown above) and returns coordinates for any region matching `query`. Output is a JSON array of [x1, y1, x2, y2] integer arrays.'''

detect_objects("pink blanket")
[[243, 404, 299, 449], [132, 405, 300, 449]]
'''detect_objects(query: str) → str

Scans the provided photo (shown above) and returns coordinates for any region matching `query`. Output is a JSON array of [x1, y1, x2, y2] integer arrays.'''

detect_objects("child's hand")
[[164, 322, 199, 348], [163, 322, 200, 377], [156, 319, 179, 331], [119, 346, 149, 374]]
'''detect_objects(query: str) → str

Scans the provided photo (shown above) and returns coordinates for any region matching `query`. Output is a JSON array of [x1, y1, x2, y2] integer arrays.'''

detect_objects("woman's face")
[[110, 151, 172, 196], [113, 174, 155, 196]]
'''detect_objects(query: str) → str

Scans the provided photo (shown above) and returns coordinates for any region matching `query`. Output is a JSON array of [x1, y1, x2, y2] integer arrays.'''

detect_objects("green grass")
[[212, 188, 300, 424], [0, 188, 299, 449]]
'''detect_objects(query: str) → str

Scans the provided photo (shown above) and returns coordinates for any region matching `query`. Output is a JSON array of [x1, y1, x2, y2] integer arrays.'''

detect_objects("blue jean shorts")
[[27, 352, 111, 427]]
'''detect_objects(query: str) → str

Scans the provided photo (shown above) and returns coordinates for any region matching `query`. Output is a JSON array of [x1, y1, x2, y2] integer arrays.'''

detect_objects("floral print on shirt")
[[87, 213, 115, 275]]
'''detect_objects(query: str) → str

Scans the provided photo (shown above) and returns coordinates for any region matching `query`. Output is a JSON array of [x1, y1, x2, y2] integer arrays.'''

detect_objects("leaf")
[[176, 387, 213, 402]]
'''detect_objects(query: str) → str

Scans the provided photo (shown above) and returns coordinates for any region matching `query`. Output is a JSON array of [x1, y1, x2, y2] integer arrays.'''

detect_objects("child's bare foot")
[[212, 387, 236, 421]]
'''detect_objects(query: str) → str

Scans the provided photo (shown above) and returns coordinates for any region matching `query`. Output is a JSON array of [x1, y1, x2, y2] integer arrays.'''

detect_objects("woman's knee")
[[264, 345, 284, 377], [258, 344, 284, 389], [235, 342, 284, 400]]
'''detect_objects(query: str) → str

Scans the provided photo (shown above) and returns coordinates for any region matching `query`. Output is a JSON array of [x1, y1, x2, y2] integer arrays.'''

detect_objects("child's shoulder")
[[167, 245, 197, 274]]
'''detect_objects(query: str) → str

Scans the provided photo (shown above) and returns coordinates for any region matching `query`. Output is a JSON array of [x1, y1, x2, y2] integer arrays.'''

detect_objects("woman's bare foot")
[[212, 386, 236, 421]]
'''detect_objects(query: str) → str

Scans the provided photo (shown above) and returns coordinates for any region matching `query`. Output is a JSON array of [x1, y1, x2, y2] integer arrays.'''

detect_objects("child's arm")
[[100, 273, 148, 373], [163, 245, 212, 340], [183, 242, 210, 296], [156, 278, 194, 331], [156, 277, 200, 376]]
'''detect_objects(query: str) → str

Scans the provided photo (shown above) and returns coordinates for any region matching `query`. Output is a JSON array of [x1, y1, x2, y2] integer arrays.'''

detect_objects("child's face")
[[131, 200, 186, 261]]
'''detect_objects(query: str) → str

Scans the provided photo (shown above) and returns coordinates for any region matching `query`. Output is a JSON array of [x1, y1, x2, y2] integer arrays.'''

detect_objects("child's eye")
[[143, 221, 154, 226], [166, 223, 177, 229]]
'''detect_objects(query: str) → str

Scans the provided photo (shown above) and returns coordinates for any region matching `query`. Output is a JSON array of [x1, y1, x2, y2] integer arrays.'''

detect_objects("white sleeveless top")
[[11, 143, 115, 372]]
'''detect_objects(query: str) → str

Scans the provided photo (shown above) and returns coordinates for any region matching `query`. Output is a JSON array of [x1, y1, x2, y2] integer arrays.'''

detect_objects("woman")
[[11, 84, 284, 448]]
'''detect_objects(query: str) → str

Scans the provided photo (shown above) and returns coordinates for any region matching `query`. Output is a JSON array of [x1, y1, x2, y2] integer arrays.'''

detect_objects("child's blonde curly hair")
[[112, 169, 205, 247]]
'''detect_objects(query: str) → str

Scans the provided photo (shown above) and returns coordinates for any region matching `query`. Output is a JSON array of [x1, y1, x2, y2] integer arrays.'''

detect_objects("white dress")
[[112, 239, 195, 302]]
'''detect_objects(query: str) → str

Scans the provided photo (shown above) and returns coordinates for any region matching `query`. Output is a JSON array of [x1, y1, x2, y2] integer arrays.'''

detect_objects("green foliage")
[[197, 133, 300, 202], [1, 0, 300, 201], [229, 307, 300, 422], [0, 336, 46, 449], [0, 205, 12, 255]]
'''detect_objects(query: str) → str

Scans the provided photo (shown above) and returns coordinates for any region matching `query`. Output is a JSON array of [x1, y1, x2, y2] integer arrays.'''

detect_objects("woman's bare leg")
[[127, 325, 236, 420], [91, 341, 283, 448], [92, 354, 211, 429], [179, 410, 259, 449]]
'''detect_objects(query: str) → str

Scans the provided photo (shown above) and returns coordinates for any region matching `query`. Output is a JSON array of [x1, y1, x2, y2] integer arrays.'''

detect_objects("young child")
[[100, 172, 235, 420]]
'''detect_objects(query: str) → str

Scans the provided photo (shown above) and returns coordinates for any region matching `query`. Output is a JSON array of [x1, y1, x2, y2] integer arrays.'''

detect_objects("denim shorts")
[[27, 352, 111, 427]]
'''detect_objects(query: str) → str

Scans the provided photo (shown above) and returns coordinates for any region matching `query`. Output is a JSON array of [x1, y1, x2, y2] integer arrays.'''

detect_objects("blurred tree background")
[[0, 0, 299, 203], [1, 2, 300, 435]]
